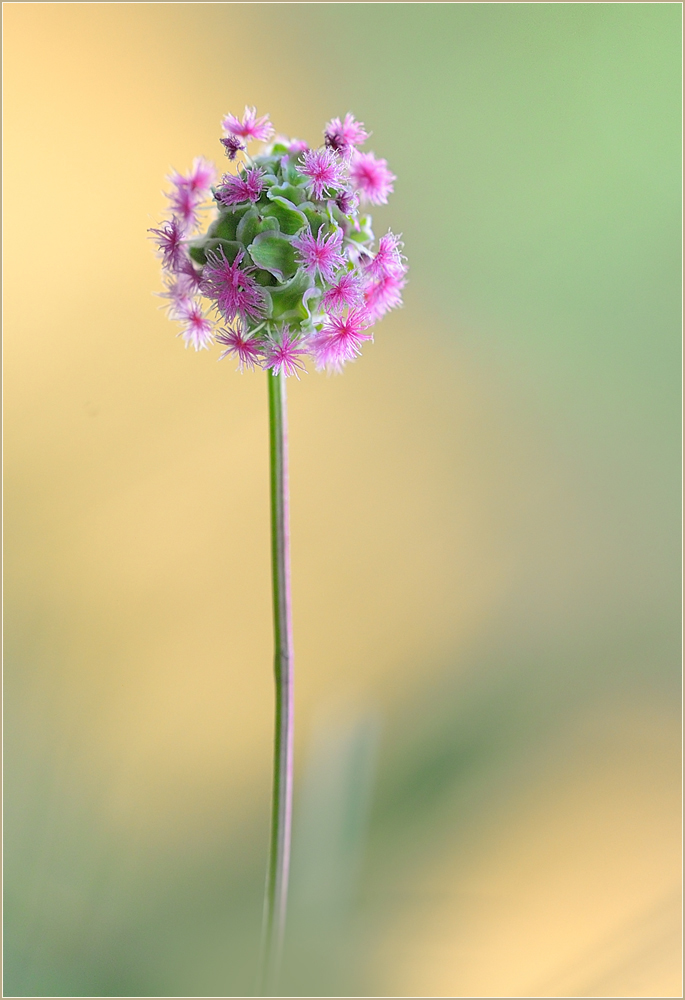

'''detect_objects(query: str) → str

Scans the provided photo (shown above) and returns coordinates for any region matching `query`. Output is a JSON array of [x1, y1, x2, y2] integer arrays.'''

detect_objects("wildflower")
[[324, 113, 369, 155], [310, 308, 373, 371], [349, 151, 395, 205], [364, 231, 406, 280], [322, 270, 363, 314], [220, 135, 245, 160], [363, 271, 406, 322], [175, 298, 214, 351], [222, 106, 274, 143], [292, 227, 344, 283], [262, 326, 308, 379], [298, 148, 343, 200], [335, 189, 359, 215], [216, 167, 264, 206], [202, 246, 267, 323], [149, 217, 186, 272], [216, 321, 264, 371]]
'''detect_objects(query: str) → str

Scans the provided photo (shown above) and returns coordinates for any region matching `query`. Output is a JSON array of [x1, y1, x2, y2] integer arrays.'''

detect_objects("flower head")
[[262, 326, 308, 379], [298, 148, 344, 201], [349, 151, 395, 205], [175, 298, 214, 351], [309, 309, 373, 372], [149, 217, 186, 272], [202, 246, 267, 323], [324, 113, 369, 155], [222, 106, 274, 143], [292, 227, 344, 283], [335, 189, 359, 215], [216, 167, 264, 207], [216, 321, 264, 371]]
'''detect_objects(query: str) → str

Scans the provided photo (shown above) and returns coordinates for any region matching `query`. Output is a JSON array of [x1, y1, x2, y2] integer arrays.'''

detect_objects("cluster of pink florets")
[[150, 107, 407, 375]]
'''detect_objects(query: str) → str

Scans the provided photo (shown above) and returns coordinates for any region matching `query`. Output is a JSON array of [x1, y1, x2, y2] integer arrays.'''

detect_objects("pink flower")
[[292, 227, 345, 283], [363, 271, 406, 322], [220, 135, 245, 160], [298, 148, 343, 200], [222, 106, 274, 143], [309, 308, 373, 371], [165, 157, 216, 230], [324, 113, 369, 155], [335, 189, 359, 215], [202, 247, 267, 323], [364, 231, 406, 280], [175, 298, 214, 351], [322, 270, 363, 314], [216, 167, 264, 206], [288, 138, 309, 154], [349, 151, 395, 205], [149, 217, 186, 272], [262, 326, 308, 379], [216, 321, 264, 371]]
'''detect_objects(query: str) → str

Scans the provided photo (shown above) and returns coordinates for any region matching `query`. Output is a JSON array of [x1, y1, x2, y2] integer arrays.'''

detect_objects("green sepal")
[[299, 202, 328, 237], [188, 238, 242, 266], [248, 232, 298, 282], [236, 209, 279, 246], [268, 183, 308, 206], [268, 269, 314, 325], [262, 197, 308, 236], [206, 204, 251, 242]]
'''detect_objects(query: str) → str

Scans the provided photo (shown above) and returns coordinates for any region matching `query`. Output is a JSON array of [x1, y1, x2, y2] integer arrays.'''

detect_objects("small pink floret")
[[292, 227, 345, 284], [349, 151, 395, 205], [216, 322, 264, 371], [149, 217, 186, 272], [324, 113, 369, 154], [299, 148, 343, 200], [262, 327, 308, 379], [175, 298, 214, 351], [202, 247, 267, 323], [222, 106, 274, 143], [322, 270, 363, 314], [364, 231, 406, 280], [363, 271, 406, 322], [216, 167, 264, 206], [309, 308, 373, 371]]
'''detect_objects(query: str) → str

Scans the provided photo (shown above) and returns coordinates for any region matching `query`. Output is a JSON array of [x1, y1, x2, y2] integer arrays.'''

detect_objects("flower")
[[298, 148, 344, 200], [335, 189, 359, 215], [222, 106, 274, 143], [262, 326, 308, 379], [309, 308, 373, 371], [349, 151, 395, 205], [216, 167, 264, 206], [175, 297, 214, 351], [216, 321, 264, 371], [364, 231, 406, 280], [363, 271, 406, 322], [322, 270, 363, 314], [149, 217, 186, 272], [202, 247, 267, 323], [324, 113, 369, 155], [292, 227, 345, 283], [220, 135, 245, 160]]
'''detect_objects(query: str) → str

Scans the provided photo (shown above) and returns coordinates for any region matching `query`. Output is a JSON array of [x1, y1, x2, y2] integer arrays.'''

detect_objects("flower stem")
[[260, 369, 295, 995]]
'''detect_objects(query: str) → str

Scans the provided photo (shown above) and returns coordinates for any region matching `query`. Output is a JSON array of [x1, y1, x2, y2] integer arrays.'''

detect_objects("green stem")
[[259, 369, 295, 995]]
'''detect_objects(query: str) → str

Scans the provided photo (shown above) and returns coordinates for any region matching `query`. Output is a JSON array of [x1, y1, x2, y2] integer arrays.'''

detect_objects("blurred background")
[[3, 4, 681, 997]]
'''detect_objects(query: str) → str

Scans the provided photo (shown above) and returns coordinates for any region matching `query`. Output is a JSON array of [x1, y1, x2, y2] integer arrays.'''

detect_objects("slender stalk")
[[260, 369, 295, 996]]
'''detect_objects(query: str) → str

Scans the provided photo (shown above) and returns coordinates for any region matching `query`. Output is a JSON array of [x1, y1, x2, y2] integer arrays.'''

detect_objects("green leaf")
[[248, 232, 298, 282], [262, 197, 308, 236], [268, 183, 308, 206], [206, 205, 250, 242], [188, 238, 242, 266], [299, 202, 328, 237], [236, 209, 279, 246]]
